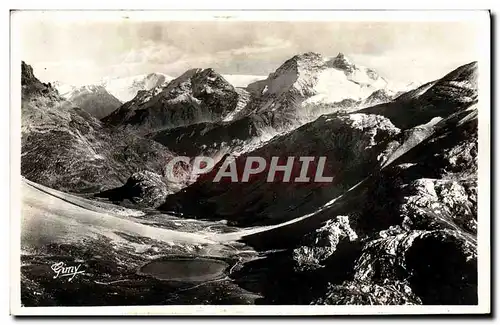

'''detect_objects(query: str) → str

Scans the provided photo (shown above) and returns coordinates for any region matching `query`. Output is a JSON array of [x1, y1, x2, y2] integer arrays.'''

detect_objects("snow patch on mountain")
[[55, 73, 174, 102], [304, 68, 375, 104], [99, 73, 173, 102], [52, 81, 76, 98]]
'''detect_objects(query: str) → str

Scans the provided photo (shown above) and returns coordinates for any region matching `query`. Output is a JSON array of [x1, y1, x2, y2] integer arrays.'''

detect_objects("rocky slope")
[[147, 113, 279, 159], [160, 112, 402, 226], [21, 61, 180, 194], [360, 62, 478, 129], [60, 85, 123, 119]]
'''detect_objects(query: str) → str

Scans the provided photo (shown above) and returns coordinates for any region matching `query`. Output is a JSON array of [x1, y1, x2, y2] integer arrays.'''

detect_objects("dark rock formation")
[[95, 171, 170, 208], [22, 61, 61, 100], [147, 114, 270, 157], [311, 228, 476, 305], [292, 215, 358, 271]]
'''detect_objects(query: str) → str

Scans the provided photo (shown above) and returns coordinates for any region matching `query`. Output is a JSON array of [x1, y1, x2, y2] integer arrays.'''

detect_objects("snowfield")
[[21, 177, 357, 249], [304, 68, 376, 104], [21, 179, 217, 248]]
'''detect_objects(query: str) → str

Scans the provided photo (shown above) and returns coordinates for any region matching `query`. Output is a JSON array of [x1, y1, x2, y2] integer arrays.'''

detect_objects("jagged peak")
[[287, 52, 324, 65], [175, 68, 230, 85], [334, 52, 350, 61], [327, 52, 356, 72], [295, 52, 323, 60], [272, 52, 325, 77], [21, 61, 37, 86], [202, 67, 217, 74], [154, 66, 235, 101], [172, 67, 227, 82]]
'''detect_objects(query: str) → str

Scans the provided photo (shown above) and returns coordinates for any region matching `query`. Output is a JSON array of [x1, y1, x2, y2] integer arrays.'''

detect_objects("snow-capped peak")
[[247, 52, 392, 109], [55, 83, 115, 100]]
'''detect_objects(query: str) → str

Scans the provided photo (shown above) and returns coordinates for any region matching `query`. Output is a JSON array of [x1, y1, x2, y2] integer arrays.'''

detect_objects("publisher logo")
[[51, 262, 85, 282]]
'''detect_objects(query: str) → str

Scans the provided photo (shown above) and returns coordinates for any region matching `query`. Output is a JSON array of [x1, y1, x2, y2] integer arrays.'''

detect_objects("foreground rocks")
[[293, 216, 358, 272], [313, 229, 477, 305]]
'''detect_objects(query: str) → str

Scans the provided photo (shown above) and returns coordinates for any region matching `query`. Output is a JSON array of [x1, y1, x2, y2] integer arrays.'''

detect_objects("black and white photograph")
[[9, 10, 491, 315]]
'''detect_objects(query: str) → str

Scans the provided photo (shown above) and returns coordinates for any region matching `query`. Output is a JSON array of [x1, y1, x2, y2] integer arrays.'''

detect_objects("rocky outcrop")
[[311, 228, 476, 305], [400, 178, 477, 234], [22, 61, 61, 100], [95, 171, 171, 208], [293, 216, 358, 271]]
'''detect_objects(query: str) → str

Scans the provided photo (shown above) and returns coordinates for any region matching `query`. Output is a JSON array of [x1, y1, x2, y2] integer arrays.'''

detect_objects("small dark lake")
[[138, 256, 230, 282]]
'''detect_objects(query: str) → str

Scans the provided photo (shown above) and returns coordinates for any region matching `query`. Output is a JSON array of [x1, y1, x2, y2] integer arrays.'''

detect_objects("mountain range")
[[20, 51, 479, 306], [100, 53, 413, 160]]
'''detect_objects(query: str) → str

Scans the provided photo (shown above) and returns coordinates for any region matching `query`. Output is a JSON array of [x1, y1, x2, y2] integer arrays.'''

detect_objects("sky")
[[16, 13, 481, 86]]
